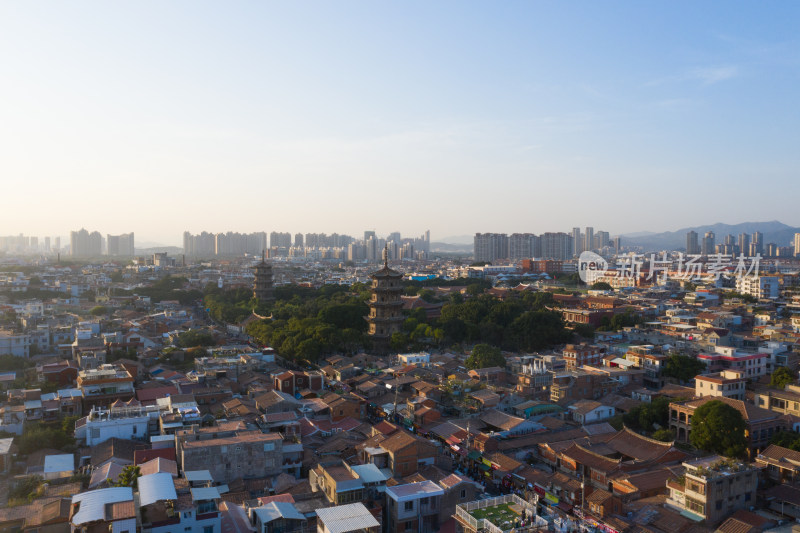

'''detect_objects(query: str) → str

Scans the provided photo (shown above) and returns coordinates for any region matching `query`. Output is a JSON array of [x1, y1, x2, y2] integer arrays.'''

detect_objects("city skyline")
[[1, 2, 799, 243], [5, 218, 800, 250]]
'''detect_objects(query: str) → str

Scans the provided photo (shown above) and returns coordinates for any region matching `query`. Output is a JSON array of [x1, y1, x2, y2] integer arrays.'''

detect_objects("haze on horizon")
[[1, 2, 798, 246]]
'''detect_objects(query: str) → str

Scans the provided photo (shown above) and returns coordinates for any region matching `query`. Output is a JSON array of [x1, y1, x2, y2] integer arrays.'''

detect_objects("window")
[[204, 527, 214, 533], [461, 489, 466, 499], [404, 501, 414, 511]]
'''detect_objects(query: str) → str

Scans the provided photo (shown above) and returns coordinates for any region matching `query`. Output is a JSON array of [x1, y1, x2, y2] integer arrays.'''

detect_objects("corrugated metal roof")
[[253, 502, 305, 522], [350, 464, 388, 484], [185, 470, 213, 482], [71, 487, 133, 525], [0, 438, 14, 455], [190, 486, 221, 501], [43, 454, 74, 474], [139, 473, 178, 507], [385, 481, 444, 502], [316, 502, 379, 533]]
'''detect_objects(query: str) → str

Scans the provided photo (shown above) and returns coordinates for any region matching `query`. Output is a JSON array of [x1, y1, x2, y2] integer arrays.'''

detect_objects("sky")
[[1, 2, 799, 246]]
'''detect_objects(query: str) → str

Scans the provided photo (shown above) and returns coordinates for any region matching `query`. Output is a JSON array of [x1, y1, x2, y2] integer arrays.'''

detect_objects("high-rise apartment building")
[[540, 232, 573, 260], [70, 228, 103, 257], [106, 233, 135, 256], [473, 233, 508, 263], [365, 236, 381, 263], [738, 233, 751, 257], [294, 233, 304, 248], [701, 231, 716, 256], [509, 233, 538, 260], [686, 231, 700, 254], [183, 231, 216, 257], [794, 233, 800, 257], [572, 227, 582, 256], [596, 231, 610, 250], [269, 232, 292, 249], [751, 232, 763, 256], [584, 227, 594, 253]]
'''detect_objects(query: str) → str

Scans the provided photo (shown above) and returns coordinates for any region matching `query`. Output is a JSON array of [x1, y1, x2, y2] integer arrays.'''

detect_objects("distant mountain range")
[[430, 241, 473, 253], [134, 246, 183, 255], [438, 235, 475, 245], [621, 221, 800, 251]]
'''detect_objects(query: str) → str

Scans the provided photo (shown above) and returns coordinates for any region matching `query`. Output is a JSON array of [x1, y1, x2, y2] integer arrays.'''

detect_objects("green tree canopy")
[[465, 344, 505, 370], [770, 367, 795, 389], [89, 306, 109, 316], [16, 423, 75, 455], [176, 330, 216, 348], [114, 465, 141, 488], [662, 353, 706, 383], [590, 282, 613, 291], [623, 396, 671, 432], [770, 430, 800, 451], [689, 400, 748, 458], [652, 428, 675, 442]]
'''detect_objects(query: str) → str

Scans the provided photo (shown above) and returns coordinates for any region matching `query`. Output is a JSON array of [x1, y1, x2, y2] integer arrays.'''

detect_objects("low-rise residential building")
[[624, 345, 667, 389], [0, 437, 14, 473], [669, 397, 787, 457], [666, 456, 758, 524], [310, 460, 388, 506], [251, 501, 308, 533], [756, 444, 800, 483], [397, 352, 430, 366], [274, 370, 324, 396], [698, 348, 768, 379], [736, 275, 779, 299], [0, 331, 31, 357], [77, 365, 135, 409], [385, 481, 444, 533], [454, 494, 545, 533], [359, 430, 437, 478], [176, 424, 284, 483], [75, 403, 157, 446], [567, 400, 615, 425], [316, 503, 380, 533], [695, 370, 746, 401], [563, 344, 604, 371], [70, 486, 136, 533], [754, 385, 800, 417]]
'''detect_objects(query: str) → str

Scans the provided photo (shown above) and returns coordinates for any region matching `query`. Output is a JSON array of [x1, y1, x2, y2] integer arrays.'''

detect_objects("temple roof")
[[370, 265, 402, 278]]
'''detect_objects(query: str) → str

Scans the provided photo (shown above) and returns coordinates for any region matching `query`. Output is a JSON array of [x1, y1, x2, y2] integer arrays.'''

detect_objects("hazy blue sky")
[[1, 2, 798, 245]]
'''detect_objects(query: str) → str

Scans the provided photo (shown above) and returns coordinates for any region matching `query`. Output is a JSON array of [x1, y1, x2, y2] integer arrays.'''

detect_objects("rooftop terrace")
[[455, 495, 546, 533]]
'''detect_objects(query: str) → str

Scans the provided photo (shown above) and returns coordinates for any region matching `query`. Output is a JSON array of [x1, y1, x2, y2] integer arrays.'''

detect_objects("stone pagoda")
[[366, 245, 404, 353], [253, 252, 274, 302]]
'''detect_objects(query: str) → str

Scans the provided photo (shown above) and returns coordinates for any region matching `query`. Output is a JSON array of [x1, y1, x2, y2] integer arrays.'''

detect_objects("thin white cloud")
[[689, 65, 739, 85], [644, 65, 740, 87]]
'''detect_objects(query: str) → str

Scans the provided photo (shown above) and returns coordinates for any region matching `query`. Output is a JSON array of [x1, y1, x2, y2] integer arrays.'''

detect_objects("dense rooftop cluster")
[[0, 251, 799, 533]]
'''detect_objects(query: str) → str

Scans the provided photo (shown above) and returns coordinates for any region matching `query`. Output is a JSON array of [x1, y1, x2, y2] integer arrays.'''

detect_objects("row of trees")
[[216, 278, 639, 363], [114, 276, 203, 306], [245, 285, 370, 360], [435, 291, 572, 352]]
